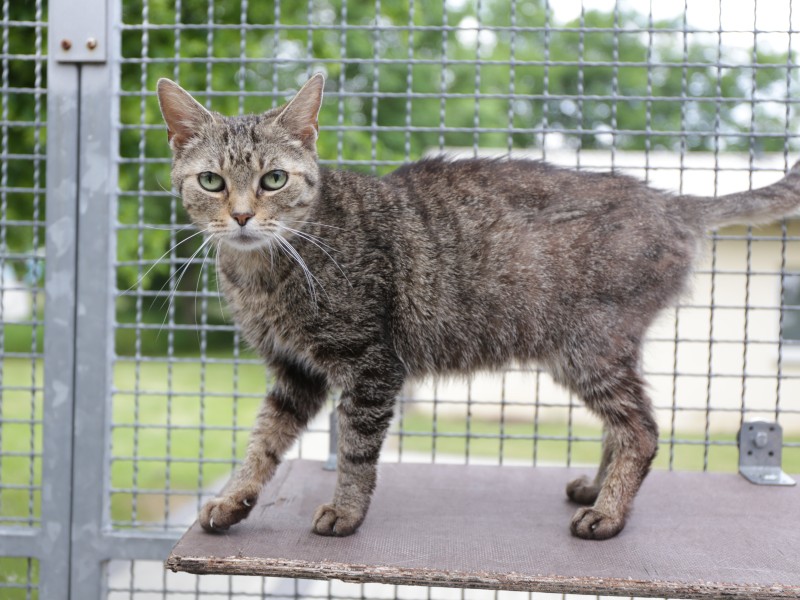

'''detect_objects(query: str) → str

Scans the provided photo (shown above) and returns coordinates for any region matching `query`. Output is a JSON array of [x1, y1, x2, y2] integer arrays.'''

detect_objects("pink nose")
[[231, 212, 254, 227]]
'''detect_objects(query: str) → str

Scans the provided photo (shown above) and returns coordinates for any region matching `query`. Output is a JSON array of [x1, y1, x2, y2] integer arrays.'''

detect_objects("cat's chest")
[[217, 259, 305, 357]]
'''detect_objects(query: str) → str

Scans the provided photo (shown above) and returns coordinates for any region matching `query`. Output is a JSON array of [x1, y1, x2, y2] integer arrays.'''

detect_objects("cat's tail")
[[679, 160, 800, 228]]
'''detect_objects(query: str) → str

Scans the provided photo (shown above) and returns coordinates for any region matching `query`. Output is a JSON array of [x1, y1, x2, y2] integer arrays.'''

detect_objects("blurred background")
[[1, 0, 799, 598]]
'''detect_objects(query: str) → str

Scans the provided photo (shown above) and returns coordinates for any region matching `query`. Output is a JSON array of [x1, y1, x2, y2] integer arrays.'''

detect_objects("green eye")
[[260, 170, 288, 191], [198, 171, 225, 192]]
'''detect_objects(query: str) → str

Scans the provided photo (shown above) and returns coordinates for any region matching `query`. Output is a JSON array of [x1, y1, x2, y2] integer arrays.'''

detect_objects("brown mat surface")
[[167, 460, 800, 599]]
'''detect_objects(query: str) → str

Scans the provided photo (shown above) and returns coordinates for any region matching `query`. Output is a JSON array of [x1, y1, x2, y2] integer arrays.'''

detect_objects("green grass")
[[0, 358, 42, 600], [110, 357, 271, 526], [0, 356, 271, 529], [2, 323, 43, 355], [0, 358, 43, 527], [392, 410, 606, 465], [0, 558, 38, 600], [392, 410, 800, 474], [2, 355, 800, 531]]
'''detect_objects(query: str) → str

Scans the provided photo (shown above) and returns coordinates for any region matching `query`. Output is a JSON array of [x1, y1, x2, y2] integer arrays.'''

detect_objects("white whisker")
[[194, 239, 214, 332], [279, 224, 337, 252], [281, 218, 345, 231], [189, 238, 218, 344], [155, 233, 216, 338], [267, 240, 275, 270], [213, 239, 226, 321], [158, 234, 215, 315], [274, 234, 317, 304], [258, 242, 276, 271], [274, 232, 329, 308], [123, 227, 210, 295], [156, 179, 183, 201], [278, 225, 351, 287], [140, 224, 195, 232]]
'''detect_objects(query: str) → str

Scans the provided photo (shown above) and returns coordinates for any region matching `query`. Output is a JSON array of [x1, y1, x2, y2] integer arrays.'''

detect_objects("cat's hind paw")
[[311, 503, 365, 537], [199, 491, 258, 533], [570, 507, 624, 540], [566, 475, 601, 505]]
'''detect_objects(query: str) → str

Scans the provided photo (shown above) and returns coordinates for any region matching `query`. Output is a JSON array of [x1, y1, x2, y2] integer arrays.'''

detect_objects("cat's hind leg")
[[570, 368, 658, 540], [199, 358, 327, 532], [566, 426, 614, 505]]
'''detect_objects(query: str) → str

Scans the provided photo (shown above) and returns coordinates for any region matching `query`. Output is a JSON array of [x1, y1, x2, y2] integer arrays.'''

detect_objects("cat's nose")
[[231, 212, 254, 227]]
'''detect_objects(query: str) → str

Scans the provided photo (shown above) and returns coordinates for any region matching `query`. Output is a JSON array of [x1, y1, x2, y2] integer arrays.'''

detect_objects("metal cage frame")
[[0, 0, 799, 598]]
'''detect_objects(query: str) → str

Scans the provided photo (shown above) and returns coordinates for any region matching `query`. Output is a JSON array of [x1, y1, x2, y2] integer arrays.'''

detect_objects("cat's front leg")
[[200, 360, 327, 532], [312, 360, 403, 537]]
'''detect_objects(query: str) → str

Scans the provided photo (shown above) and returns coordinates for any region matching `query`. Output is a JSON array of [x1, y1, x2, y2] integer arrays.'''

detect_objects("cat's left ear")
[[276, 73, 324, 149]]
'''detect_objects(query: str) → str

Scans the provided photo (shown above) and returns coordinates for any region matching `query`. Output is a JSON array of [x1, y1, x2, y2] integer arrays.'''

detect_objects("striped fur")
[[159, 75, 800, 540]]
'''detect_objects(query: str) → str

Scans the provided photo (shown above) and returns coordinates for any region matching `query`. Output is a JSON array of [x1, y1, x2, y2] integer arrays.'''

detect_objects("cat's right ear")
[[157, 78, 214, 150]]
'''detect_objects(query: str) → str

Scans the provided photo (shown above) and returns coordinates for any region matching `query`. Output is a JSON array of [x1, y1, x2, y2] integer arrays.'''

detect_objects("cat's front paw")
[[311, 503, 365, 537], [566, 475, 601, 505], [570, 507, 625, 540], [199, 489, 259, 533]]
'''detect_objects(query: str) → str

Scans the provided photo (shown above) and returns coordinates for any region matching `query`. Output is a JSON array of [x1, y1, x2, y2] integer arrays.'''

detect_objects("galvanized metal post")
[[68, 58, 116, 598], [39, 71, 79, 600], [37, 6, 83, 600], [0, 3, 82, 598], [45, 0, 116, 597]]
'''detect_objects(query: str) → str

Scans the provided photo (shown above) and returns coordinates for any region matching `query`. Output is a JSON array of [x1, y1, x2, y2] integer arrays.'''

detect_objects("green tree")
[[6, 0, 799, 353]]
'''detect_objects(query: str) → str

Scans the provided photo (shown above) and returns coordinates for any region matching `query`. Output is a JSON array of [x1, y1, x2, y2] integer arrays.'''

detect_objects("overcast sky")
[[552, 0, 799, 52], [448, 0, 799, 53]]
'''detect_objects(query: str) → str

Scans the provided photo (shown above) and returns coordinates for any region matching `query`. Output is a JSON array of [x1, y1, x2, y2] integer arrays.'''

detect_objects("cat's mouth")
[[222, 228, 269, 250]]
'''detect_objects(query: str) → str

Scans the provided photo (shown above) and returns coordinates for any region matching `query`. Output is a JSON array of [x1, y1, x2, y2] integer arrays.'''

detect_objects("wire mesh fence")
[[105, 0, 800, 597], [0, 0, 45, 531], [2, 0, 800, 598], [0, 4, 45, 600], [0, 557, 38, 600], [111, 560, 653, 600], [0, 2, 45, 599]]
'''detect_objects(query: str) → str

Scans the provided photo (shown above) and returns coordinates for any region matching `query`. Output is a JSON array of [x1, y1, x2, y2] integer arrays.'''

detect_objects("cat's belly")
[[390, 289, 551, 376]]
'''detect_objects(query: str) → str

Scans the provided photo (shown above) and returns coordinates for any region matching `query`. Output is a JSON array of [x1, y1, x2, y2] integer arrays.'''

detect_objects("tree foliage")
[[6, 0, 799, 351]]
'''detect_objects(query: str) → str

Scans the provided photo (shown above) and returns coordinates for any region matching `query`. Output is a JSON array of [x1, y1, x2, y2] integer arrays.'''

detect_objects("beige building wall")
[[409, 150, 800, 434]]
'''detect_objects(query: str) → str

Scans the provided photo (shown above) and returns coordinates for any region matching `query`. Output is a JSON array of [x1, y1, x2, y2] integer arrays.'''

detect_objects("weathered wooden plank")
[[167, 460, 800, 599]]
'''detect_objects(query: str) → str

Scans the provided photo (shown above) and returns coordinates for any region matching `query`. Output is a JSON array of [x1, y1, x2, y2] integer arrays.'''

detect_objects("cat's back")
[[382, 156, 698, 275], [384, 156, 662, 220], [319, 156, 664, 234], [305, 157, 698, 377], [374, 156, 698, 374]]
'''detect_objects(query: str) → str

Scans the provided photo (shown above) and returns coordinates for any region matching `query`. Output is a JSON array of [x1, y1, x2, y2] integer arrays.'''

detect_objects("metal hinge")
[[738, 421, 796, 486]]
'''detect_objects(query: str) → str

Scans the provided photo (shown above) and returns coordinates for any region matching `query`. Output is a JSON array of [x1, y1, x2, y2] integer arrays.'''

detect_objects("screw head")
[[754, 430, 769, 448], [61, 39, 72, 51], [86, 38, 98, 50]]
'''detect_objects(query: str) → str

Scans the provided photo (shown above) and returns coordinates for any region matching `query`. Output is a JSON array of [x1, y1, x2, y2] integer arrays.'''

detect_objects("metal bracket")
[[51, 0, 107, 63], [738, 421, 796, 486]]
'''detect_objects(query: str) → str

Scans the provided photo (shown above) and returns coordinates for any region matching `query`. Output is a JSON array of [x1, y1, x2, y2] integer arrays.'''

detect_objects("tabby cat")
[[157, 73, 800, 540]]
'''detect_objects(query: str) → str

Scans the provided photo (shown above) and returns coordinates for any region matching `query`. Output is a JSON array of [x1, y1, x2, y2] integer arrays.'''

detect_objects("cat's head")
[[156, 74, 324, 251]]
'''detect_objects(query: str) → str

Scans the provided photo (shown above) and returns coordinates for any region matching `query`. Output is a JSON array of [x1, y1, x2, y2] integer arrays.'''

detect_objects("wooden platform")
[[166, 460, 800, 599]]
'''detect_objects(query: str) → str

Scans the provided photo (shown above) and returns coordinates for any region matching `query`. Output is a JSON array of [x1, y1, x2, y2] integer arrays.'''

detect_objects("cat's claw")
[[199, 490, 258, 533], [311, 503, 364, 537], [570, 506, 625, 540]]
